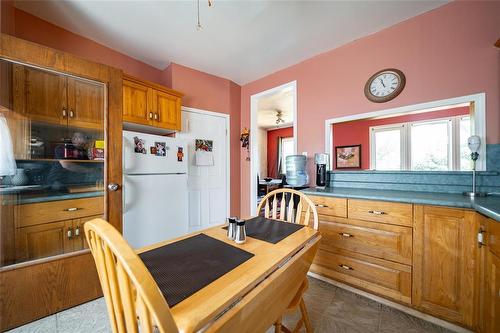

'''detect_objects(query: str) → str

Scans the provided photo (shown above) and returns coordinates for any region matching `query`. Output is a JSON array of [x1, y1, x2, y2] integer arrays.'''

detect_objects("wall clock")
[[364, 68, 406, 103]]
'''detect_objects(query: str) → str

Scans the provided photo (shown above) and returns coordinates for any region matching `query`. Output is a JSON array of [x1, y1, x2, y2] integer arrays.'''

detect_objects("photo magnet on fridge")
[[134, 136, 147, 154], [155, 142, 166, 156]]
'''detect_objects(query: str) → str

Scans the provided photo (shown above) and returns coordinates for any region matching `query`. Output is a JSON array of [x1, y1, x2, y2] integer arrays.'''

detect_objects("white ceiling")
[[257, 87, 293, 129], [15, 0, 448, 84]]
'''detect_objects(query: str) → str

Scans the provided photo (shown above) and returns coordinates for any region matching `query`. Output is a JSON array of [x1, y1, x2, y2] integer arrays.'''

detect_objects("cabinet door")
[[152, 89, 181, 130], [13, 65, 67, 125], [484, 250, 500, 333], [72, 215, 103, 251], [67, 77, 104, 129], [16, 220, 73, 263], [413, 205, 479, 327], [123, 79, 153, 125]]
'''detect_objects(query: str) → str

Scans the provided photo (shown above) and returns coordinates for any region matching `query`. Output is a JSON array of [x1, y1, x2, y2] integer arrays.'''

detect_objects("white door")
[[177, 109, 229, 232]]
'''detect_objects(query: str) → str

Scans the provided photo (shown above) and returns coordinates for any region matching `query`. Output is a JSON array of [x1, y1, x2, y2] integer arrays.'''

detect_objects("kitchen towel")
[[0, 113, 17, 177]]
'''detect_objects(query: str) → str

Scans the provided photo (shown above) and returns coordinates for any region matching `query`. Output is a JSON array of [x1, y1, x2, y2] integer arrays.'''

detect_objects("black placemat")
[[236, 216, 305, 244], [139, 233, 254, 307]]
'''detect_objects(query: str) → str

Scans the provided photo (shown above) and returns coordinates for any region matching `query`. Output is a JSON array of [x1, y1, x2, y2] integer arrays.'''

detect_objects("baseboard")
[[307, 272, 473, 333]]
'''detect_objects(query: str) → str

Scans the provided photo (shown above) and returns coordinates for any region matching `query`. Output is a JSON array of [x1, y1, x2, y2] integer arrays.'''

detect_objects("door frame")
[[249, 81, 297, 215], [181, 106, 231, 218], [0, 33, 122, 331]]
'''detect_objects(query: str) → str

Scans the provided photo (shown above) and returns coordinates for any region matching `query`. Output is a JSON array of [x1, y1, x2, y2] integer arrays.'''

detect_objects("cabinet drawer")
[[311, 248, 412, 304], [488, 218, 500, 258], [307, 195, 347, 218], [348, 199, 412, 226], [319, 216, 412, 265], [17, 197, 104, 228]]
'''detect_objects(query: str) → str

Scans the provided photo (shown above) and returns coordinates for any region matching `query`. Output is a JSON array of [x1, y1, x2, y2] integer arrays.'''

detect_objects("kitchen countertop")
[[1, 188, 104, 205], [301, 187, 500, 222]]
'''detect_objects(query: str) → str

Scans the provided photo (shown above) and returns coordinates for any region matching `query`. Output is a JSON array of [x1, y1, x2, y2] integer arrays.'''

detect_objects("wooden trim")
[[123, 73, 184, 97], [0, 253, 102, 331]]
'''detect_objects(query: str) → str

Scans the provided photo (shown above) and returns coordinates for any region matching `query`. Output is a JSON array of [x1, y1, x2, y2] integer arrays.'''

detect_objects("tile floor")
[[8, 277, 454, 333]]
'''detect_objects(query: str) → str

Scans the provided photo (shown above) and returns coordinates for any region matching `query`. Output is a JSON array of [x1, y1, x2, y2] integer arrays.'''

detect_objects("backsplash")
[[1, 160, 103, 190], [327, 144, 500, 195]]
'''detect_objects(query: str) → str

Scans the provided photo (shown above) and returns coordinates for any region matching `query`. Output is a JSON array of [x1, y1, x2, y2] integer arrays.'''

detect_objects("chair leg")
[[274, 316, 282, 333], [299, 297, 313, 333]]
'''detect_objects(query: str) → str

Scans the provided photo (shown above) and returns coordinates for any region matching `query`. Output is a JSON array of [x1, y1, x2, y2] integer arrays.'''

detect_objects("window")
[[280, 137, 295, 173], [371, 125, 403, 170], [370, 116, 471, 171]]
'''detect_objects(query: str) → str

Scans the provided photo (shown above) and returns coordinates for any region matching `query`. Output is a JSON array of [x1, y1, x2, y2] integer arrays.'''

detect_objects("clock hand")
[[379, 79, 386, 88]]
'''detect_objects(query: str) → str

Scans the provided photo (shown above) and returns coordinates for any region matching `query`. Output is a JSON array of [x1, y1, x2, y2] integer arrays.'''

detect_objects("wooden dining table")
[[137, 221, 320, 333]]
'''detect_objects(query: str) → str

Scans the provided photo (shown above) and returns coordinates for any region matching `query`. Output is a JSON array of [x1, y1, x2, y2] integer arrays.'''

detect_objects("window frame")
[[369, 115, 470, 171]]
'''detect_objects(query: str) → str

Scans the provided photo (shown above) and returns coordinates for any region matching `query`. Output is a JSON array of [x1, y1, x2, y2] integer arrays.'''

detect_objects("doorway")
[[250, 81, 297, 215]]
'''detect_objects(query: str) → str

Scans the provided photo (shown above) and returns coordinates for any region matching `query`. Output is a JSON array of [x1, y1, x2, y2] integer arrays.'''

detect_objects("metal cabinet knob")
[[75, 227, 80, 237], [67, 229, 73, 239], [368, 210, 386, 215], [107, 183, 119, 192], [149, 112, 153, 119]]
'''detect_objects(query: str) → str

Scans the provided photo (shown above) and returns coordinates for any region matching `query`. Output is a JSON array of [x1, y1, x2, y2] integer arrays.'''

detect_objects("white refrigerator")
[[123, 130, 188, 249]]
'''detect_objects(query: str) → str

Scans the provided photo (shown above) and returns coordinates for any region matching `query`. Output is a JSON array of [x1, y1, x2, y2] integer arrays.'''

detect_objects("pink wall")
[[240, 1, 500, 216], [3, 6, 243, 215], [10, 8, 164, 84], [333, 106, 470, 170], [267, 127, 293, 178]]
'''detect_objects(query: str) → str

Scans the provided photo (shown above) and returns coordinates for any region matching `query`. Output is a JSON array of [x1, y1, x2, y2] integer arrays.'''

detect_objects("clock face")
[[364, 69, 406, 103]]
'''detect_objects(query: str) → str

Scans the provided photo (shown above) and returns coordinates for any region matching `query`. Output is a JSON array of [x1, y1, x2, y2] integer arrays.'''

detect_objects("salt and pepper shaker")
[[227, 217, 237, 240], [234, 219, 247, 244]]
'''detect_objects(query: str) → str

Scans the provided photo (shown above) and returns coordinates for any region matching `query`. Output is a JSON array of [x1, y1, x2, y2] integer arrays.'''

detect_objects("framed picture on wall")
[[335, 145, 361, 169]]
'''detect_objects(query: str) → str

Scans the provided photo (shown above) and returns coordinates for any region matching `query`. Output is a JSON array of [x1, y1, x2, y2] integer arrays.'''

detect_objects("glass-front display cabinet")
[[0, 58, 106, 267]]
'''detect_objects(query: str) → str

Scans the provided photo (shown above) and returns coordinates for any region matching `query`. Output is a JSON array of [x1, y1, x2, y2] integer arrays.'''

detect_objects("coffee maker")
[[314, 153, 329, 188]]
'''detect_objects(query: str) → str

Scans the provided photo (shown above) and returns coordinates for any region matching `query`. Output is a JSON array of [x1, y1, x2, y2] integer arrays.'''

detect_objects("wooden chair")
[[257, 189, 319, 333], [84, 218, 179, 333]]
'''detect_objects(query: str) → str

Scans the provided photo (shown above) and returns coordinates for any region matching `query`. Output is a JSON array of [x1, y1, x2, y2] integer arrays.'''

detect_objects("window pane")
[[374, 129, 401, 170], [460, 117, 472, 171], [281, 138, 294, 172], [411, 121, 449, 171]]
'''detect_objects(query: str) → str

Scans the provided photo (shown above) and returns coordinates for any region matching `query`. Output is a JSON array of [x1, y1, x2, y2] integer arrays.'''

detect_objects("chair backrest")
[[256, 188, 319, 230], [84, 218, 178, 333]]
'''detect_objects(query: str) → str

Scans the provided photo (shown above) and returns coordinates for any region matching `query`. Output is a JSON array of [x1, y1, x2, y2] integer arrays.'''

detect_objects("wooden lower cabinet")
[[308, 195, 488, 331], [413, 205, 480, 328], [311, 248, 412, 304], [484, 250, 500, 332], [16, 220, 73, 262]]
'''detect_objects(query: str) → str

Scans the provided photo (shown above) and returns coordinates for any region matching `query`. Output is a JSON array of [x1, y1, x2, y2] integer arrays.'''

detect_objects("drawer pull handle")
[[64, 207, 81, 212], [339, 264, 353, 270], [315, 204, 328, 208], [339, 232, 353, 238], [368, 210, 386, 215], [149, 112, 153, 119]]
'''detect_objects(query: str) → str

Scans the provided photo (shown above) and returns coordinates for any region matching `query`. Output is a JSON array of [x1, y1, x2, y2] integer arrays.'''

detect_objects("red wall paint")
[[240, 1, 500, 216], [5, 7, 243, 215], [267, 127, 293, 178], [332, 106, 470, 170]]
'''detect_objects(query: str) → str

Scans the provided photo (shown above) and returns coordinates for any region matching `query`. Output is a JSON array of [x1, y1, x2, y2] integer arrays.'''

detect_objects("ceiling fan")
[[275, 110, 285, 125]]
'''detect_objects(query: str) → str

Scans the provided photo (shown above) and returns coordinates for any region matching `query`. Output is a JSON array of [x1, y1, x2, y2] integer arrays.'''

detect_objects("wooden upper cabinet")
[[13, 64, 67, 125], [413, 205, 480, 328], [122, 75, 183, 131], [67, 77, 104, 129], [123, 78, 153, 126], [153, 89, 181, 130]]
